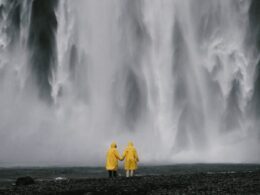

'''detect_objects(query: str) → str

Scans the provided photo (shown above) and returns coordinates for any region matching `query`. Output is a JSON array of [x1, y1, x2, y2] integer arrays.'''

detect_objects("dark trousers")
[[108, 170, 117, 178]]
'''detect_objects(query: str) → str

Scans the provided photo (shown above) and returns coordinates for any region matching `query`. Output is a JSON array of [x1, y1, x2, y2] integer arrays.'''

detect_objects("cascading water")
[[0, 0, 259, 166]]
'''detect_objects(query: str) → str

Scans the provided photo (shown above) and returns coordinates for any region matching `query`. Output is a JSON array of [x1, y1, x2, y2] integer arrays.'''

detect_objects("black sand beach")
[[0, 165, 260, 194]]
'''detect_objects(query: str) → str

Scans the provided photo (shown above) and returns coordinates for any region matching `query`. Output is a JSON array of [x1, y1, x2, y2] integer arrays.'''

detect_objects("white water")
[[0, 0, 259, 166]]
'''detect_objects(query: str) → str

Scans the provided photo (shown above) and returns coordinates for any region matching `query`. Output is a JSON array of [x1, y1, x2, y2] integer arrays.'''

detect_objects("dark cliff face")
[[250, 0, 260, 50], [28, 0, 58, 102], [249, 0, 260, 118]]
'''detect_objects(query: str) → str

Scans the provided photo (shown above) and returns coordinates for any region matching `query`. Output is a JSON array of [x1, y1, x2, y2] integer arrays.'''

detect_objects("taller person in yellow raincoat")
[[122, 142, 139, 177], [106, 142, 122, 178]]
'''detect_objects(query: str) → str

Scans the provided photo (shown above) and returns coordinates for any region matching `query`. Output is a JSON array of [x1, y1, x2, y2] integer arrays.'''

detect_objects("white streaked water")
[[0, 0, 259, 166]]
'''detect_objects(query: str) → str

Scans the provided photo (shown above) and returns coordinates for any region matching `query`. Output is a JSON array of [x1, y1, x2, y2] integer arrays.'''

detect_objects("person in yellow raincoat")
[[106, 142, 122, 178], [122, 141, 139, 177]]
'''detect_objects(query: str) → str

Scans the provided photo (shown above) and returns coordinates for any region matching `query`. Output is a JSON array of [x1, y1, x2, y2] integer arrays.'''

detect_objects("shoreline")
[[1, 170, 260, 194]]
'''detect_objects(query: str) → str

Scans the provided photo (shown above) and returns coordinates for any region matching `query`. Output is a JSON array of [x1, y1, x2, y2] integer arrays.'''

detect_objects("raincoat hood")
[[128, 141, 134, 147], [111, 142, 117, 148]]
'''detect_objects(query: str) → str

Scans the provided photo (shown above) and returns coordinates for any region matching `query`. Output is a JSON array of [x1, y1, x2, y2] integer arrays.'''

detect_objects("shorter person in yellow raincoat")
[[122, 141, 139, 177], [106, 142, 122, 178]]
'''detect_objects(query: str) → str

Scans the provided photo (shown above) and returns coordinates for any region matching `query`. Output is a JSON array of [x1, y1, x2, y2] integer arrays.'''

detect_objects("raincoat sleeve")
[[115, 149, 122, 161]]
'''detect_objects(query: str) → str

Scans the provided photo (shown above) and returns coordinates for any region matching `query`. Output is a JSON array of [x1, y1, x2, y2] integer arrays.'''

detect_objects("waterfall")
[[0, 0, 259, 166]]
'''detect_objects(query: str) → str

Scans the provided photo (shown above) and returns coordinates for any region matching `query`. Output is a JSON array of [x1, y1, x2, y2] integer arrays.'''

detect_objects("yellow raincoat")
[[122, 142, 139, 170], [106, 142, 122, 171]]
